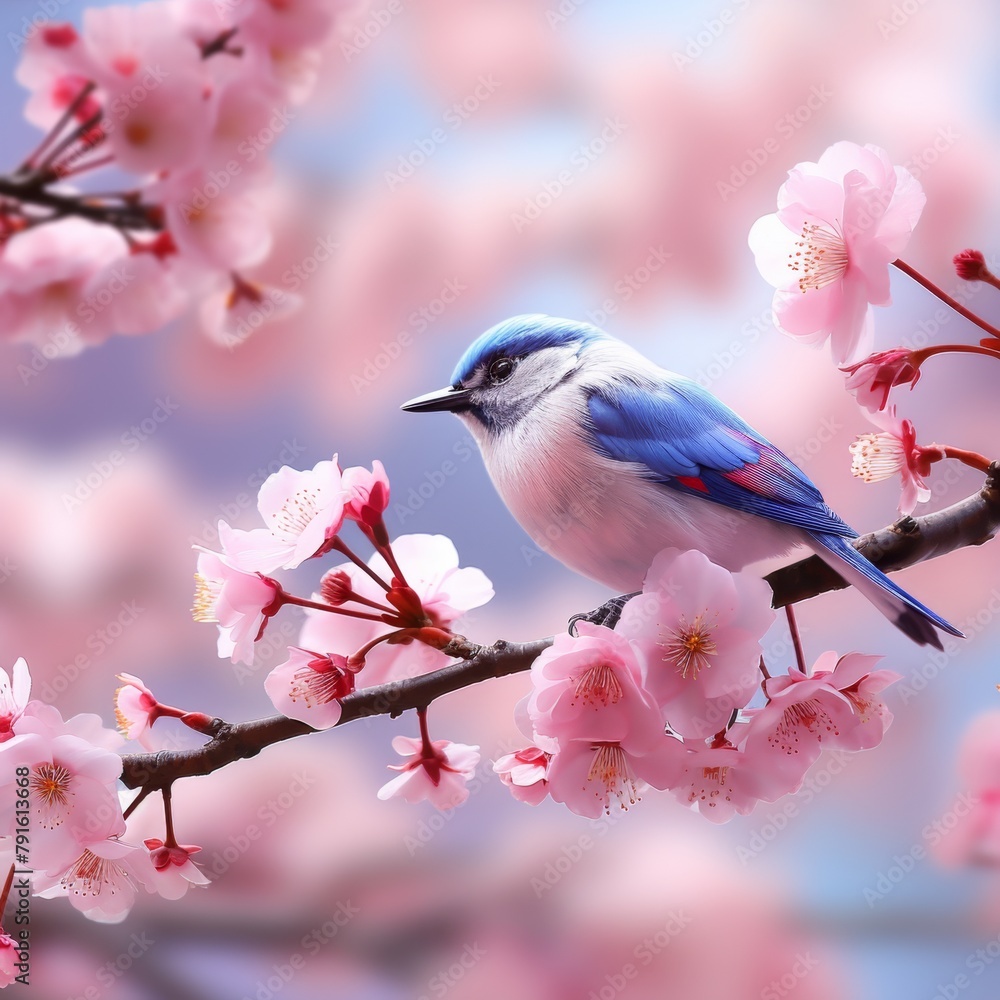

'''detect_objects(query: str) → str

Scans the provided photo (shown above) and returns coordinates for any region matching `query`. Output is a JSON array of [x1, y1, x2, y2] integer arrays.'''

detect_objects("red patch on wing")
[[675, 475, 709, 493], [723, 454, 784, 498]]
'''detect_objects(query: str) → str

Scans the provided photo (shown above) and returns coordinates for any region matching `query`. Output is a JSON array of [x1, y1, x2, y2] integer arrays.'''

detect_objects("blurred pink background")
[[3, 0, 1000, 996]]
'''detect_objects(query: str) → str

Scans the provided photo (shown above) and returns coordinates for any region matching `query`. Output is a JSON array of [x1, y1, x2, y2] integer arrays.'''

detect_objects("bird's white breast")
[[463, 380, 799, 592]]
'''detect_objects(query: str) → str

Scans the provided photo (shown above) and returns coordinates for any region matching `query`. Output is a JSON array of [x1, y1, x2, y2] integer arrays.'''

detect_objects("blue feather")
[[587, 378, 856, 538], [451, 314, 602, 385]]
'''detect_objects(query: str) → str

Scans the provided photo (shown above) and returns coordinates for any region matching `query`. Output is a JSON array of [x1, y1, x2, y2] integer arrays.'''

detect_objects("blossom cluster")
[[0, 658, 209, 927], [189, 454, 492, 807], [2, 0, 347, 353], [495, 549, 900, 822], [0, 453, 494, 928], [749, 140, 997, 516]]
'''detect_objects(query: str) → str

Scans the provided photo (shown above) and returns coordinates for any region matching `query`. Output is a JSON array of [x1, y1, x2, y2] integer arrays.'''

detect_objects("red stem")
[[913, 343, 1000, 365], [894, 259, 1000, 342], [281, 592, 406, 626], [36, 109, 105, 176], [122, 785, 154, 822], [351, 628, 408, 664], [20, 82, 96, 172], [162, 785, 177, 849], [340, 591, 399, 615], [758, 655, 771, 681], [785, 604, 806, 674], [52, 153, 115, 180], [926, 445, 993, 474], [0, 865, 14, 918], [417, 706, 434, 756], [331, 537, 391, 591], [377, 538, 409, 588]]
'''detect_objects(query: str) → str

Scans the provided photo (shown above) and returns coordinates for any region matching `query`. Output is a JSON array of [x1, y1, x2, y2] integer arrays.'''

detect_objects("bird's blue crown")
[[450, 314, 605, 385]]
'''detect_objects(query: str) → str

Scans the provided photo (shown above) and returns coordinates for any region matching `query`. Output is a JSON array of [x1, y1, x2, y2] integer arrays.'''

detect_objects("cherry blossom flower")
[[0, 930, 17, 987], [114, 673, 160, 748], [0, 219, 129, 351], [617, 549, 774, 740], [14, 701, 123, 752], [35, 836, 156, 923], [199, 277, 302, 349], [644, 741, 765, 825], [546, 734, 682, 820], [342, 461, 391, 531], [526, 622, 659, 746], [142, 839, 211, 900], [264, 647, 356, 730], [192, 544, 282, 665], [953, 248, 996, 284], [377, 735, 480, 809], [0, 659, 30, 743], [233, 0, 339, 50], [742, 652, 900, 795], [114, 672, 214, 749], [298, 534, 493, 687], [493, 747, 551, 806], [0, 731, 125, 873], [934, 712, 1000, 866], [749, 141, 925, 364], [162, 181, 273, 273], [841, 348, 921, 411], [849, 405, 933, 515], [221, 458, 347, 574]]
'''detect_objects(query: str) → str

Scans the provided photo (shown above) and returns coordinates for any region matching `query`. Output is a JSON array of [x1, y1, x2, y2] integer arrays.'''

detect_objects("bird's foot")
[[568, 592, 640, 635]]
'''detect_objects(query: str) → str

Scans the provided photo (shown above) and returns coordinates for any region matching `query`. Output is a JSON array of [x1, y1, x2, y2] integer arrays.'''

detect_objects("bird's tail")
[[805, 532, 963, 650]]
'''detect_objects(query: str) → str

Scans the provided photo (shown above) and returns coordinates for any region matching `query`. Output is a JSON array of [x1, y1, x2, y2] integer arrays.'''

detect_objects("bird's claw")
[[567, 592, 640, 635]]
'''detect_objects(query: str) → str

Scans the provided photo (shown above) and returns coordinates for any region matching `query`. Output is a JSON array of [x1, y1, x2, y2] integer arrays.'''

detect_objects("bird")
[[401, 314, 961, 649]]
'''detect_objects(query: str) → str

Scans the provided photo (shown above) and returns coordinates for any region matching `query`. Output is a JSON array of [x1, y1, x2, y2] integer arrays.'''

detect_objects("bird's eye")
[[488, 357, 515, 383]]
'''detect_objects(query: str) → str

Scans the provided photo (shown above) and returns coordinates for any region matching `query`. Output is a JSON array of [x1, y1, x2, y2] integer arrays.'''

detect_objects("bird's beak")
[[400, 386, 472, 413]]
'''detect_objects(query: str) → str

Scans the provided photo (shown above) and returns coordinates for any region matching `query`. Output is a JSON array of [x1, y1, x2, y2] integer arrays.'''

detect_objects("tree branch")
[[0, 174, 161, 232], [766, 462, 1000, 606], [120, 464, 1000, 792]]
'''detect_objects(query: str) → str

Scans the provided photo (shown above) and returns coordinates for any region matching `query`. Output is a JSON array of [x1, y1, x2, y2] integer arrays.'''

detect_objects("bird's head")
[[401, 314, 604, 434]]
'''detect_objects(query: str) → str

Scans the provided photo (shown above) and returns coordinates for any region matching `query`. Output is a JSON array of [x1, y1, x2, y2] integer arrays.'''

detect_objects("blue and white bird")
[[401, 314, 960, 649]]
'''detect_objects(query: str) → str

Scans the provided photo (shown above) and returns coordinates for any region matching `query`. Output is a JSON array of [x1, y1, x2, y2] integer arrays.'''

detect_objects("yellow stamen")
[[659, 613, 719, 679]]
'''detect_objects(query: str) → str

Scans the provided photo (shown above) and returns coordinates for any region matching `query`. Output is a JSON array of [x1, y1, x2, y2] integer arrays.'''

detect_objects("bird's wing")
[[586, 377, 856, 538]]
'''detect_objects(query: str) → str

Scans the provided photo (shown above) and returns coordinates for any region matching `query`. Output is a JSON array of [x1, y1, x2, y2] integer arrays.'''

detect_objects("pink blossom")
[[142, 839, 211, 900], [0, 659, 30, 743], [199, 277, 302, 349], [749, 141, 925, 364], [493, 746, 551, 806], [0, 731, 125, 873], [377, 735, 480, 809], [0, 931, 17, 987], [163, 179, 273, 273], [113, 673, 166, 749], [646, 741, 765, 824], [193, 544, 281, 665], [35, 837, 156, 923], [0, 219, 129, 351], [953, 248, 993, 283], [14, 702, 124, 752], [841, 348, 921, 412], [743, 652, 899, 795], [342, 461, 391, 530], [298, 534, 493, 686], [546, 735, 682, 820], [849, 405, 932, 515], [232, 0, 339, 51], [526, 622, 662, 748], [617, 549, 774, 740], [935, 712, 1000, 866], [264, 646, 356, 730], [218, 457, 346, 573]]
